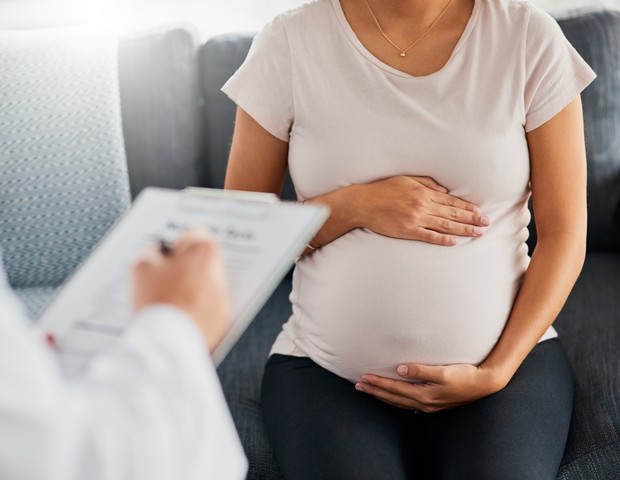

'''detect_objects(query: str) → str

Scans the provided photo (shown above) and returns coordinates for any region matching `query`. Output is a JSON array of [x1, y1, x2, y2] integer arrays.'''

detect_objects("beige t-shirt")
[[222, 0, 596, 382]]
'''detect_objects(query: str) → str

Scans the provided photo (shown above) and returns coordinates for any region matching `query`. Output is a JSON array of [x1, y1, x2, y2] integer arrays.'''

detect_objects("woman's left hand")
[[355, 363, 507, 413]]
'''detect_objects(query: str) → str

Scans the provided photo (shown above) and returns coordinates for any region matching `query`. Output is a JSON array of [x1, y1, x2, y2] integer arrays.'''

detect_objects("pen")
[[158, 239, 173, 256]]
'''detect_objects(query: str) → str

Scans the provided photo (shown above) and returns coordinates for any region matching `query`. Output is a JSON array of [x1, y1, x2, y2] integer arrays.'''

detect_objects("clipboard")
[[36, 187, 329, 374]]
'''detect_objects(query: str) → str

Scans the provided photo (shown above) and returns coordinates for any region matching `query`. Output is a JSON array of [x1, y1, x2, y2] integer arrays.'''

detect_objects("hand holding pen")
[[133, 229, 232, 352]]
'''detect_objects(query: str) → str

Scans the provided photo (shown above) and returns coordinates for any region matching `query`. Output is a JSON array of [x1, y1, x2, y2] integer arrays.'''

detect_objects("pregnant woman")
[[223, 0, 595, 478]]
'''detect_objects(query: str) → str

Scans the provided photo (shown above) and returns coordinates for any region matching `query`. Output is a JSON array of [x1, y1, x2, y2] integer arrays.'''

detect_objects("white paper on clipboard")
[[36, 187, 329, 375]]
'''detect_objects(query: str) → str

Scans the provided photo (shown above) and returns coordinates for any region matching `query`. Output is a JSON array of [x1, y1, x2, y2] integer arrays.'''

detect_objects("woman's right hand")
[[350, 176, 490, 246]]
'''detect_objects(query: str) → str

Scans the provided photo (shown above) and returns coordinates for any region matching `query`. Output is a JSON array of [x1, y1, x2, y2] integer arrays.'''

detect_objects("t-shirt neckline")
[[331, 0, 482, 79]]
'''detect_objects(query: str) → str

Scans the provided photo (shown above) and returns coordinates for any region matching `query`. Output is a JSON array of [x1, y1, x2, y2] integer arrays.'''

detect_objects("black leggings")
[[261, 339, 573, 480]]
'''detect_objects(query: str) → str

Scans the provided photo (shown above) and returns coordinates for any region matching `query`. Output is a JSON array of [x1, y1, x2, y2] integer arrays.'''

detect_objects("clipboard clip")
[[177, 187, 279, 219]]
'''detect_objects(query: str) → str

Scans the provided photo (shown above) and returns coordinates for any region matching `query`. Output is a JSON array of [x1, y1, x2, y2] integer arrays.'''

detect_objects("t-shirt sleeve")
[[523, 6, 596, 132], [221, 16, 294, 142]]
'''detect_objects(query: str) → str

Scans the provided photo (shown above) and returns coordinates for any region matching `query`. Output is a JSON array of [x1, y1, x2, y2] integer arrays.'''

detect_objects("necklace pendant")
[[400, 52, 406, 57]]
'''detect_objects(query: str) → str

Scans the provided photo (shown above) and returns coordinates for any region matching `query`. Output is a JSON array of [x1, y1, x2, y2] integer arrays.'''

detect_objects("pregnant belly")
[[290, 229, 528, 383]]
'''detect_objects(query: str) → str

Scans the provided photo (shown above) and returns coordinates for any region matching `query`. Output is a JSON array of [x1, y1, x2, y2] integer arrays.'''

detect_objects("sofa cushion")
[[0, 28, 131, 291], [118, 26, 205, 197], [554, 252, 620, 479], [557, 9, 620, 251]]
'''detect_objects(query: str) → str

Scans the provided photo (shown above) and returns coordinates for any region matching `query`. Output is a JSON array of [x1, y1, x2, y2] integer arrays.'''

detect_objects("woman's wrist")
[[333, 183, 367, 230], [305, 184, 366, 236], [480, 356, 520, 392]]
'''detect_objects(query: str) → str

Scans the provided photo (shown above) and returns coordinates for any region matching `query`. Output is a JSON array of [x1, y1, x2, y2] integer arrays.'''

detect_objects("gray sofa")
[[2, 7, 618, 480]]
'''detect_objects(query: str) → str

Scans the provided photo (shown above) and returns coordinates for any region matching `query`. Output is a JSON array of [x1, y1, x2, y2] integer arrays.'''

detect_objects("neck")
[[368, 0, 453, 24]]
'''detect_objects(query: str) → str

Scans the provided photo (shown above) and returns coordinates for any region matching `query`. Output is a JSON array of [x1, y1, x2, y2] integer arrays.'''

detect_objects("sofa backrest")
[[118, 26, 206, 196], [558, 9, 620, 251], [199, 34, 253, 191], [198, 33, 298, 200]]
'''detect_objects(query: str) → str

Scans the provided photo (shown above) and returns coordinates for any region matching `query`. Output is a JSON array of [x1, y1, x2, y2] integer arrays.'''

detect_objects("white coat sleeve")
[[0, 274, 247, 480]]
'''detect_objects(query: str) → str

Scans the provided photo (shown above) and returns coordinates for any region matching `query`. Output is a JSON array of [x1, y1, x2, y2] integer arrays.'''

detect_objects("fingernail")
[[45, 333, 58, 351], [355, 384, 365, 392], [397, 365, 408, 376], [473, 227, 484, 236], [449, 237, 458, 245], [480, 216, 490, 226]]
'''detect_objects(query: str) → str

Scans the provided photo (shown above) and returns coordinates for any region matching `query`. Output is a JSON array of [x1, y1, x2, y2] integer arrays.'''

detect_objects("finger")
[[135, 244, 164, 266], [133, 247, 164, 282], [171, 231, 218, 260], [356, 379, 448, 412], [358, 374, 464, 411], [359, 374, 429, 396], [412, 176, 448, 193], [355, 381, 424, 410], [430, 191, 481, 215], [396, 364, 448, 384], [431, 203, 491, 227], [415, 228, 458, 247], [425, 216, 486, 238], [173, 228, 215, 251]]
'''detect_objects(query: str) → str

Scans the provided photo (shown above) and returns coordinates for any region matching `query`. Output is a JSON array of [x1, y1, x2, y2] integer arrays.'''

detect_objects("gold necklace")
[[365, 0, 455, 57]]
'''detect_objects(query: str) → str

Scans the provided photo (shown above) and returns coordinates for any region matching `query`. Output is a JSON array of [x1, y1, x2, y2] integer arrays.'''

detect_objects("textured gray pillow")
[[0, 29, 131, 289], [558, 9, 620, 251]]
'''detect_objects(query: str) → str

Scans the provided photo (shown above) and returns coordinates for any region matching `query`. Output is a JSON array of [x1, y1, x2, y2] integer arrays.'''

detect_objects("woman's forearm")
[[481, 232, 586, 389], [482, 97, 589, 389]]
